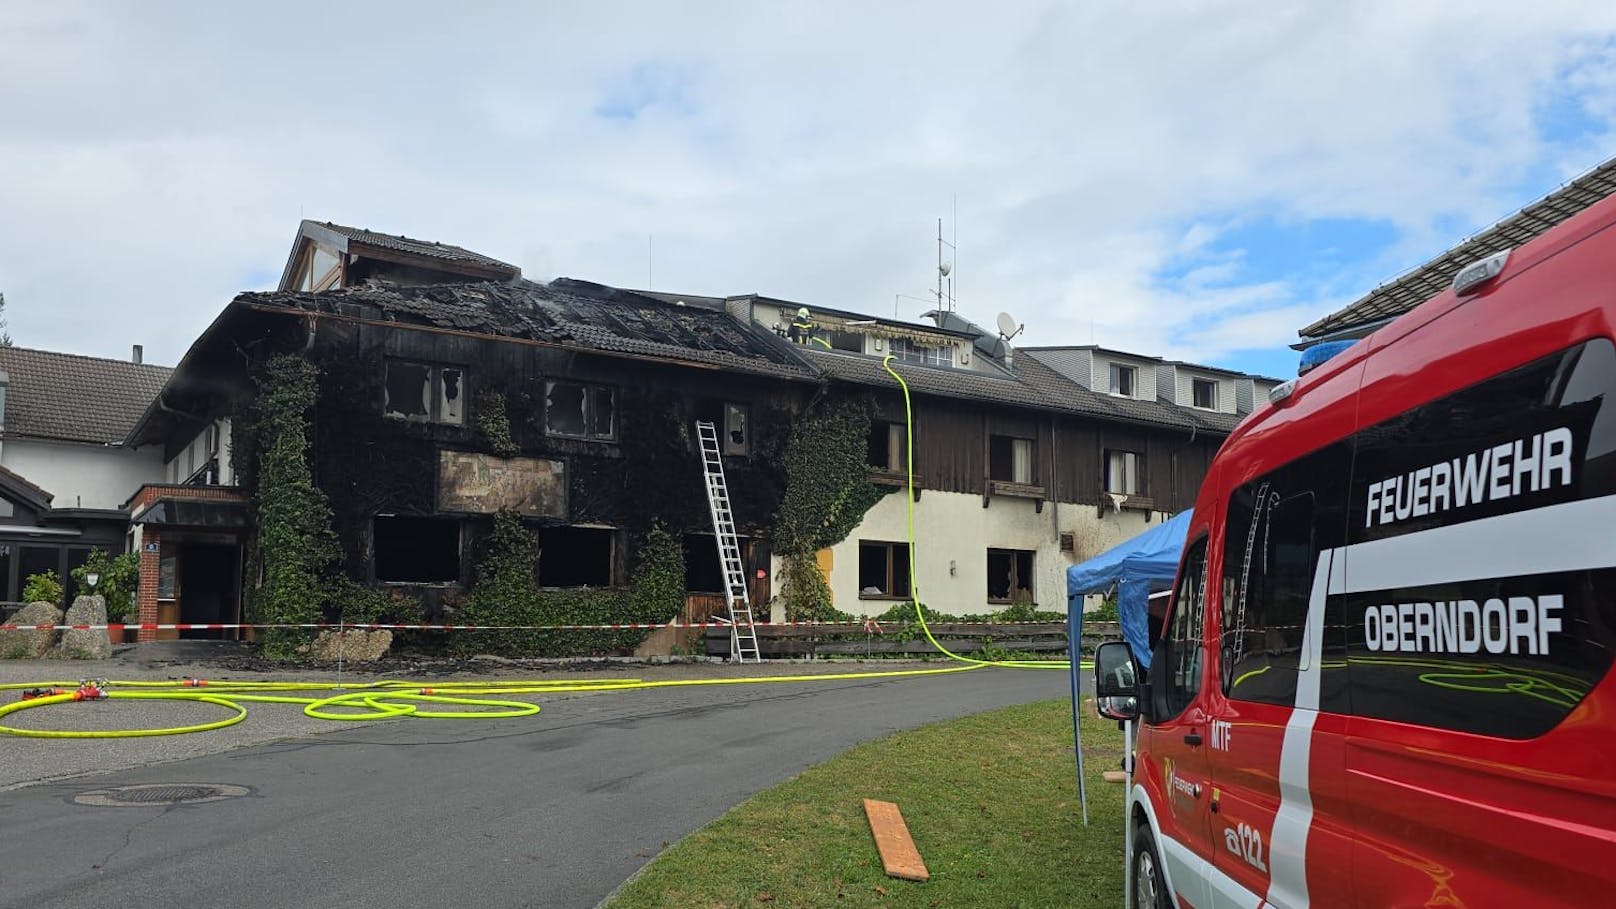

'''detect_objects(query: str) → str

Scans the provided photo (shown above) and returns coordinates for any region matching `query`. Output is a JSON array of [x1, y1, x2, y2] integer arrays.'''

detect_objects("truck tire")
[[1133, 818, 1171, 909]]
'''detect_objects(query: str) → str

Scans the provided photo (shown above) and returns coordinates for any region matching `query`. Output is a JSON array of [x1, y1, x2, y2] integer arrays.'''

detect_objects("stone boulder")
[[56, 595, 112, 660], [307, 629, 393, 662], [0, 602, 63, 659]]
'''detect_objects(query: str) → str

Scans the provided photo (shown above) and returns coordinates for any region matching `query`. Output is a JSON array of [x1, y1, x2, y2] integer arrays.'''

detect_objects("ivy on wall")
[[771, 395, 889, 621], [246, 355, 340, 659], [474, 389, 520, 458], [455, 513, 687, 657]]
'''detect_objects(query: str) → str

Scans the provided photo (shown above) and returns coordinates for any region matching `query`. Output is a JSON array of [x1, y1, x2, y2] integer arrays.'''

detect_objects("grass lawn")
[[606, 697, 1127, 909]]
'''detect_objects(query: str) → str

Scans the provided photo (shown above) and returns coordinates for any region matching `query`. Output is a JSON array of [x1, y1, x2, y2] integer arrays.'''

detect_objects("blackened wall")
[[305, 320, 805, 588]]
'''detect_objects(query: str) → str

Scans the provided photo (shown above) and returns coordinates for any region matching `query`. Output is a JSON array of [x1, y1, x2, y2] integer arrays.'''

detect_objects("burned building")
[[125, 226, 816, 641]]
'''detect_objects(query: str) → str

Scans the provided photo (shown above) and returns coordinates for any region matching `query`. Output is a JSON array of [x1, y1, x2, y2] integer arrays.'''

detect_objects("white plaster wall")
[[2, 439, 165, 510], [164, 418, 233, 485], [801, 489, 1165, 617]]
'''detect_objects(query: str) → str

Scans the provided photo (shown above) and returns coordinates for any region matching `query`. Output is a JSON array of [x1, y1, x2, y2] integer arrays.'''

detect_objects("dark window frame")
[[858, 540, 912, 600], [868, 421, 908, 472], [384, 360, 467, 426], [989, 434, 1035, 484], [1192, 377, 1218, 410], [546, 380, 617, 442], [986, 548, 1036, 604]]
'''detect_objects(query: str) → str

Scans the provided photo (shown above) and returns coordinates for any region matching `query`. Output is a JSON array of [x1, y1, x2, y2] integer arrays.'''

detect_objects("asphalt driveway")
[[0, 662, 1073, 909]]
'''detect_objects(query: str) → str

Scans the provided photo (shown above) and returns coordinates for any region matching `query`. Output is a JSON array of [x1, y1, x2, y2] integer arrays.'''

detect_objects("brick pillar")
[[137, 527, 162, 643]]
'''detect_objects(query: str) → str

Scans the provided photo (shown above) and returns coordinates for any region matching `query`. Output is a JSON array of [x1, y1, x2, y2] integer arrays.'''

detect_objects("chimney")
[[132, 344, 143, 365]]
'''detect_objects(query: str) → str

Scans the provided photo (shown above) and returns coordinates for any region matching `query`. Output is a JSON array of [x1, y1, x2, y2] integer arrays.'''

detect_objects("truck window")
[[1220, 441, 1354, 710], [1160, 536, 1209, 719], [1342, 337, 1616, 738], [1221, 491, 1316, 704]]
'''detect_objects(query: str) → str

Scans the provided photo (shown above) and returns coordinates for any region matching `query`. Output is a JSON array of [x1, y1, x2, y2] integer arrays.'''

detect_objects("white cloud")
[[1, 0, 1615, 368]]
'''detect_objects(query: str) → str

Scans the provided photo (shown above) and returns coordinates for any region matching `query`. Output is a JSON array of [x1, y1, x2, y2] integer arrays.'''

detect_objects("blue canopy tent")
[[1067, 508, 1194, 670], [1064, 509, 1192, 823]]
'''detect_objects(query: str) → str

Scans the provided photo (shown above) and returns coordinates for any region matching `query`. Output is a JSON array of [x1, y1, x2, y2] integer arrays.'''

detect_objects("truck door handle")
[[1183, 733, 1203, 746]]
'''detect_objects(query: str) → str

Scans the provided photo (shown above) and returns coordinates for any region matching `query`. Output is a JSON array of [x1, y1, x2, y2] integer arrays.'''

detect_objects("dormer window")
[[1192, 378, 1218, 410], [1109, 363, 1137, 397], [890, 337, 954, 368]]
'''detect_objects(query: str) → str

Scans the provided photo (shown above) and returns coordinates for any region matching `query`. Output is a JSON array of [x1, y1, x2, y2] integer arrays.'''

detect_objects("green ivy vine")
[[455, 513, 686, 657], [771, 395, 889, 621], [474, 389, 519, 458], [246, 355, 340, 659]]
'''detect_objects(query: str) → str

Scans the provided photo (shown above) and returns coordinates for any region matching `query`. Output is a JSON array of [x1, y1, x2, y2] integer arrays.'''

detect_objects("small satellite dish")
[[939, 261, 952, 277], [996, 312, 1023, 339]]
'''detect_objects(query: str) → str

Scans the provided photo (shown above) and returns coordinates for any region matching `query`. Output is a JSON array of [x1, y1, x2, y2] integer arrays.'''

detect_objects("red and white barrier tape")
[[0, 620, 1071, 633]]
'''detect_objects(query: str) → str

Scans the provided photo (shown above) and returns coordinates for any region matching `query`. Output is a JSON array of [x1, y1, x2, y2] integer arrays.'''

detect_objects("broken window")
[[546, 381, 615, 441], [826, 329, 864, 352], [989, 435, 1034, 484], [724, 403, 750, 456], [384, 361, 466, 425], [374, 516, 462, 583], [987, 549, 1035, 604], [1192, 378, 1218, 410], [1105, 449, 1141, 495], [867, 421, 907, 472], [858, 541, 911, 598], [538, 526, 616, 587]]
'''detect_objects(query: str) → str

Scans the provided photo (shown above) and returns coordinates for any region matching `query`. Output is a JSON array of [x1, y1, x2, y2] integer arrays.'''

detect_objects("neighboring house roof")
[[1299, 155, 1616, 342], [233, 277, 818, 382], [797, 345, 1211, 432], [1022, 344, 1164, 363], [0, 464, 53, 510], [311, 220, 521, 275], [0, 346, 172, 445]]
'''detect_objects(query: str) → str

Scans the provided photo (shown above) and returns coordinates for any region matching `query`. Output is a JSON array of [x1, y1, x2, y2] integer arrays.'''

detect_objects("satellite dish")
[[939, 261, 952, 277], [996, 312, 1023, 339]]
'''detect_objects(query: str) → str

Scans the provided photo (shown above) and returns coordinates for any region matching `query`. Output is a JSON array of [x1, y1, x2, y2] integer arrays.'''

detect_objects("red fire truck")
[[1094, 189, 1616, 907]]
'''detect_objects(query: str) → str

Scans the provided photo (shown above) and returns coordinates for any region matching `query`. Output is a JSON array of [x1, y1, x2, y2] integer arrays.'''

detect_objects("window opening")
[[546, 382, 615, 441], [724, 403, 750, 456], [987, 549, 1035, 603], [890, 337, 954, 368], [385, 362, 465, 425], [374, 516, 462, 583], [868, 421, 907, 471], [1192, 378, 1218, 410], [858, 541, 911, 598], [683, 534, 726, 594], [1105, 450, 1141, 495], [1160, 536, 1209, 719], [989, 435, 1034, 484], [539, 526, 615, 587], [1110, 364, 1136, 397]]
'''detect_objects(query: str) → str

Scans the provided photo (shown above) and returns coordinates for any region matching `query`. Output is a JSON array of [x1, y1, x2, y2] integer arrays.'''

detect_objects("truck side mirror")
[[1092, 641, 1139, 722]]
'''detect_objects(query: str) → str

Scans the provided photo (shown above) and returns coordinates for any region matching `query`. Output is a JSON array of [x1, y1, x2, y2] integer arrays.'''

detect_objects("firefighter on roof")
[[787, 307, 814, 344]]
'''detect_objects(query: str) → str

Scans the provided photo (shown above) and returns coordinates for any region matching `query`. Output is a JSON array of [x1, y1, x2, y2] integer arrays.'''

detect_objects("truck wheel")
[[1133, 819, 1170, 909]]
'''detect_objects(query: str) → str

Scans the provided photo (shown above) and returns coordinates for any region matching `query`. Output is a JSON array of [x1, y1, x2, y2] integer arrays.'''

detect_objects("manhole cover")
[[73, 783, 249, 807]]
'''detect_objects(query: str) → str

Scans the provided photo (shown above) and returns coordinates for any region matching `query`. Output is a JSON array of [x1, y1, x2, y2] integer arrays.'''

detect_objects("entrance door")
[[178, 543, 240, 640]]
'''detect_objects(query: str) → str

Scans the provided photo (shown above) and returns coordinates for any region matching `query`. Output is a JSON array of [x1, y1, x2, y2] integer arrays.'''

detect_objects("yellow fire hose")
[[0, 358, 1086, 739]]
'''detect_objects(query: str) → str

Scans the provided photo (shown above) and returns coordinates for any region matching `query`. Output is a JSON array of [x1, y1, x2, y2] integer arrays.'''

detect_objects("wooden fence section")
[[704, 620, 1121, 659]]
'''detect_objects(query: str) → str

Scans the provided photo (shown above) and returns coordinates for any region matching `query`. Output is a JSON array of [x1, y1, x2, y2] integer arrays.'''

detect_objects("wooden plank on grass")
[[863, 799, 930, 882]]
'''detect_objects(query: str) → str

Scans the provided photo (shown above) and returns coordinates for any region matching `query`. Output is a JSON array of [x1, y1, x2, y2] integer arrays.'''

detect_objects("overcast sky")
[[3, 2, 1616, 378]]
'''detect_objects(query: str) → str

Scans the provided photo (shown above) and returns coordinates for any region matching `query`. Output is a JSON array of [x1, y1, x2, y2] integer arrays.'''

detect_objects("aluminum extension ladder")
[[695, 421, 761, 663]]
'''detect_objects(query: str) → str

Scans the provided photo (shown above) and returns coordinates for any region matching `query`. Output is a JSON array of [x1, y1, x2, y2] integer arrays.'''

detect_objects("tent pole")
[[1069, 596, 1089, 825]]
